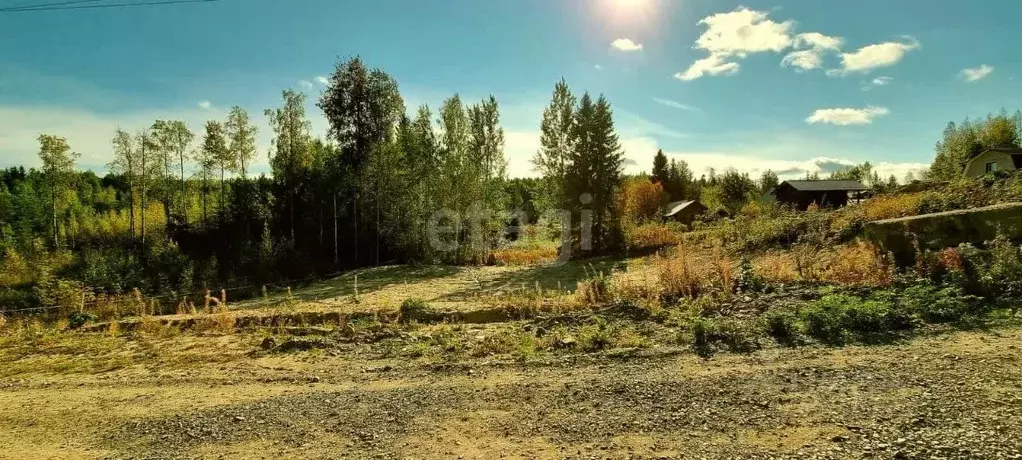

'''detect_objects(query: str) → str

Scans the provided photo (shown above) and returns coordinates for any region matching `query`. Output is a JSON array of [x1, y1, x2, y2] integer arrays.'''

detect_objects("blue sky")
[[2, 0, 1019, 179]]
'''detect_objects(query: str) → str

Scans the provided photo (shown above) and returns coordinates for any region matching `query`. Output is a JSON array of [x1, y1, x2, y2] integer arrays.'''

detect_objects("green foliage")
[[896, 282, 986, 323], [802, 294, 914, 344], [763, 308, 800, 345], [984, 233, 1022, 297], [930, 111, 1022, 181], [400, 298, 431, 323], [692, 317, 762, 355]]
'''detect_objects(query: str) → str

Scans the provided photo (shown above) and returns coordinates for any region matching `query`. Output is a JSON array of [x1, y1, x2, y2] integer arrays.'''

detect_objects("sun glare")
[[600, 0, 657, 26]]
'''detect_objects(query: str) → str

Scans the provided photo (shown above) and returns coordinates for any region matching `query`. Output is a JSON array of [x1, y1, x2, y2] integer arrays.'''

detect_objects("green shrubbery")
[[399, 298, 431, 323]]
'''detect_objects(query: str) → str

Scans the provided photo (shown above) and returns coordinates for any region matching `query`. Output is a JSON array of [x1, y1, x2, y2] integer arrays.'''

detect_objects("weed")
[[802, 294, 913, 344], [654, 246, 703, 301], [821, 241, 894, 287], [490, 246, 559, 266], [577, 317, 615, 352], [400, 298, 431, 323], [139, 315, 165, 336], [625, 222, 682, 251], [576, 269, 612, 306], [692, 317, 761, 355], [763, 308, 800, 345], [195, 311, 235, 335]]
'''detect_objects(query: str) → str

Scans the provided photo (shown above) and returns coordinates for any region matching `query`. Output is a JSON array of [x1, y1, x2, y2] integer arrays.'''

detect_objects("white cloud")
[[594, 64, 603, 70], [299, 80, 314, 89], [793, 32, 843, 51], [198, 100, 212, 110], [610, 38, 644, 52], [679, 7, 795, 81], [828, 38, 919, 76], [960, 64, 994, 82], [652, 97, 699, 112], [806, 106, 889, 126], [315, 76, 329, 86], [781, 32, 843, 71], [694, 7, 794, 56], [862, 76, 893, 90], [675, 54, 740, 81]]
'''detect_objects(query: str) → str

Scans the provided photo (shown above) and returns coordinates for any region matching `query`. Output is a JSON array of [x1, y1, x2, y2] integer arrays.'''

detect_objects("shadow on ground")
[[437, 257, 628, 301]]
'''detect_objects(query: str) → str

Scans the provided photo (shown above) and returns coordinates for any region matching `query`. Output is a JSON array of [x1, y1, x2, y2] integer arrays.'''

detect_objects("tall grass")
[[653, 245, 704, 300]]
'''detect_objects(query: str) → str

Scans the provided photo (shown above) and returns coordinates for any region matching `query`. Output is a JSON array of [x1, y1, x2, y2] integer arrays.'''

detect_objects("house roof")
[[967, 147, 1022, 170], [776, 180, 868, 192], [664, 200, 705, 217]]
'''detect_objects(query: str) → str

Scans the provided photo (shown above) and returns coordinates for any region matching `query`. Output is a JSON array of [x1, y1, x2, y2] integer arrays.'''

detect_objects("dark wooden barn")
[[771, 180, 868, 210], [664, 200, 708, 225]]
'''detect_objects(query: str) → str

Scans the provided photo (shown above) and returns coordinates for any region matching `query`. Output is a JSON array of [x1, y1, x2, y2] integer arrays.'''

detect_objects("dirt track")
[[1, 325, 1021, 459]]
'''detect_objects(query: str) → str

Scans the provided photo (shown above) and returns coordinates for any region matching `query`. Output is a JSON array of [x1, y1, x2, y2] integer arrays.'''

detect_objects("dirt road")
[[1, 327, 1020, 459]]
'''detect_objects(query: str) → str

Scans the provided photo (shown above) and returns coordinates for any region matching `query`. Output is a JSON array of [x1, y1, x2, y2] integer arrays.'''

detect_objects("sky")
[[1, 0, 1019, 181]]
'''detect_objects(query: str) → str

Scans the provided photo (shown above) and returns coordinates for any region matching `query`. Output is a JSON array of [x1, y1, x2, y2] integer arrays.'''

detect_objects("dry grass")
[[710, 245, 736, 293], [194, 311, 236, 335], [860, 193, 925, 221], [490, 246, 559, 266], [753, 252, 799, 283], [820, 241, 894, 286], [626, 222, 682, 251], [652, 246, 705, 300], [754, 241, 893, 287]]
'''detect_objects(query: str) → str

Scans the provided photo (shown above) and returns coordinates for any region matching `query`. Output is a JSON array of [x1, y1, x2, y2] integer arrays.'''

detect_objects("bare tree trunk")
[[375, 180, 380, 266], [353, 192, 358, 265], [179, 141, 187, 223], [220, 165, 225, 224], [51, 184, 58, 249], [140, 133, 147, 252], [289, 192, 295, 243], [129, 171, 136, 240], [333, 193, 338, 266], [202, 178, 208, 231]]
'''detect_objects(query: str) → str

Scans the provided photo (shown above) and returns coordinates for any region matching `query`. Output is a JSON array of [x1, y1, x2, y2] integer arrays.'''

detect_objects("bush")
[[576, 270, 612, 306], [400, 298, 431, 323], [802, 297, 849, 344], [985, 233, 1022, 297], [898, 282, 986, 323], [764, 308, 800, 345], [803, 292, 919, 344], [692, 317, 761, 355]]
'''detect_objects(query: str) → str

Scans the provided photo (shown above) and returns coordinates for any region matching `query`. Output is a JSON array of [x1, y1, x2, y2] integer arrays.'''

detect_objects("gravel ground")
[[101, 327, 1022, 459]]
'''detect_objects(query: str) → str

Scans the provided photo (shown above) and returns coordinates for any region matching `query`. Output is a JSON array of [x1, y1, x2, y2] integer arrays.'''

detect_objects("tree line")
[[0, 58, 629, 306]]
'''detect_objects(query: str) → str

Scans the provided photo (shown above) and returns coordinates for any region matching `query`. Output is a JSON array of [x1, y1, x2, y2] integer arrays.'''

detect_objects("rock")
[[260, 337, 276, 350]]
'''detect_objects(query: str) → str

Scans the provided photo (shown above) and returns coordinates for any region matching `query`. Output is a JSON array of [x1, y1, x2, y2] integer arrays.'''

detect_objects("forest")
[[3, 54, 1022, 316]]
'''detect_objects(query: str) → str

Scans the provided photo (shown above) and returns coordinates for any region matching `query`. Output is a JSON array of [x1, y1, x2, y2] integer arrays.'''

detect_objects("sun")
[[600, 0, 657, 24]]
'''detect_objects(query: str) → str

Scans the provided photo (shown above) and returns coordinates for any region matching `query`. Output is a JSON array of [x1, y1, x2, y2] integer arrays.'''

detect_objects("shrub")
[[898, 282, 986, 323], [860, 193, 925, 221], [802, 293, 914, 344], [985, 233, 1022, 297], [763, 308, 800, 345], [802, 297, 848, 344], [400, 298, 431, 323], [576, 270, 612, 306], [692, 317, 761, 355]]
